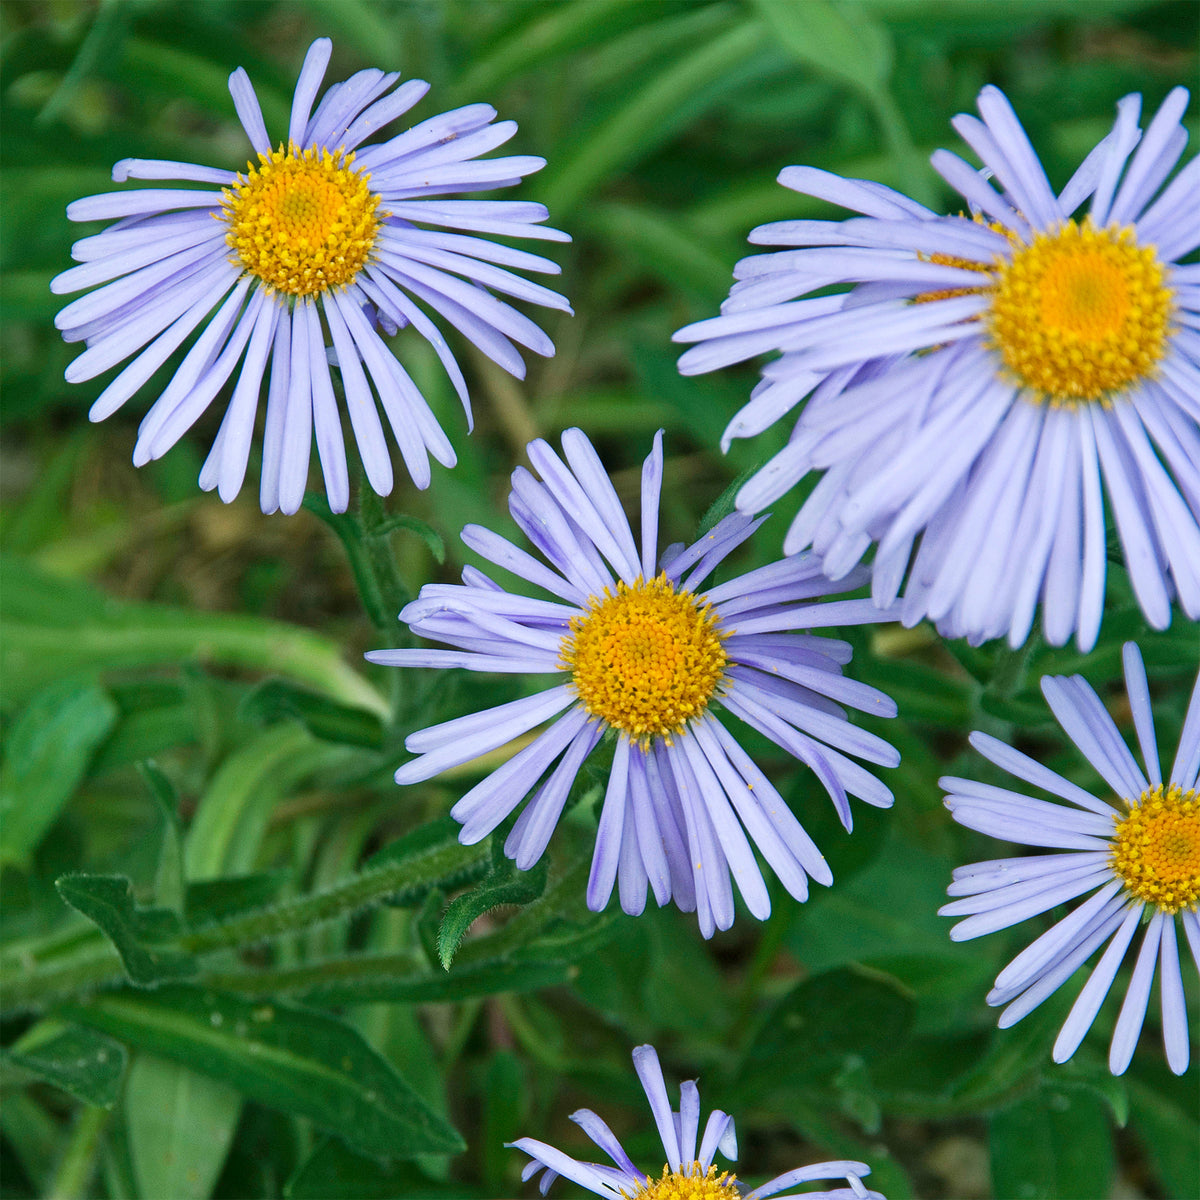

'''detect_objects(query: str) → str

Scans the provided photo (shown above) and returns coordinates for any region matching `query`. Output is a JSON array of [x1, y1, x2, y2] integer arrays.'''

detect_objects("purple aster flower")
[[673, 85, 1200, 652], [510, 1043, 885, 1200], [941, 643, 1199, 1075], [51, 37, 570, 514], [367, 428, 898, 938]]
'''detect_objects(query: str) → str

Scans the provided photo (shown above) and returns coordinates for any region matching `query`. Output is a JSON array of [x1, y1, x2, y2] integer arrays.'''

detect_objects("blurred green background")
[[1, 2, 1197, 1198]]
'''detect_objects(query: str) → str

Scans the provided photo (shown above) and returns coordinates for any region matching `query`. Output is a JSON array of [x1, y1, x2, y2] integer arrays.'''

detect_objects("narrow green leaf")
[[372, 512, 446, 566], [697, 467, 760, 538], [125, 1054, 241, 1200], [0, 556, 387, 717], [437, 859, 550, 970], [55, 875, 196, 986], [139, 762, 185, 913], [184, 871, 291, 926], [449, 0, 650, 102], [0, 679, 118, 867], [540, 19, 764, 216], [66, 986, 465, 1159], [286, 1136, 470, 1200], [990, 1084, 1115, 1200], [184, 723, 347, 880], [239, 680, 384, 749], [752, 0, 893, 95], [267, 957, 571, 1006], [3, 1022, 126, 1108]]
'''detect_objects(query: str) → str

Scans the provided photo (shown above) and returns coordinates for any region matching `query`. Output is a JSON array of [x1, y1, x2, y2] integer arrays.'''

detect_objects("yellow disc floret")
[[628, 1163, 740, 1200], [1110, 782, 1200, 915], [986, 219, 1172, 405], [222, 141, 382, 296], [561, 574, 728, 745]]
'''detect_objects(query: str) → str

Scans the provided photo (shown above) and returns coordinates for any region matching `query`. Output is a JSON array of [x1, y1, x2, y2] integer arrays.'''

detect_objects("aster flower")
[[51, 37, 570, 514], [673, 85, 1200, 652], [941, 643, 1200, 1075], [367, 428, 898, 938], [511, 1043, 885, 1200]]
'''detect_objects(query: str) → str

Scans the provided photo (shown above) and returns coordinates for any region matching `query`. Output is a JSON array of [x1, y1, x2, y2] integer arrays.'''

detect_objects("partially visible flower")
[[368, 429, 898, 938], [941, 643, 1199, 1075], [673, 85, 1200, 652], [511, 1043, 885, 1200], [52, 37, 570, 514]]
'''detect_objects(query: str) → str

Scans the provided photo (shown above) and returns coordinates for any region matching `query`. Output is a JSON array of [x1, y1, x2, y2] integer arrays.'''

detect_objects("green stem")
[[181, 842, 487, 955], [46, 1105, 110, 1200], [2, 948, 125, 1013], [8, 842, 486, 1011]]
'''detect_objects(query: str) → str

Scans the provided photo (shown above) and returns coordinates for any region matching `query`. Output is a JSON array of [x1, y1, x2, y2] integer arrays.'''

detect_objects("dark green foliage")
[[66, 986, 465, 1159], [1, 1, 1196, 1198]]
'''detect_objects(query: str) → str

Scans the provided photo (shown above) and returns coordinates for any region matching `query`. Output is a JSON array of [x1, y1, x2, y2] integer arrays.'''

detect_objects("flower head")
[[367, 429, 898, 937], [674, 86, 1200, 651], [510, 1043, 884, 1199], [52, 38, 570, 514], [941, 643, 1200, 1075]]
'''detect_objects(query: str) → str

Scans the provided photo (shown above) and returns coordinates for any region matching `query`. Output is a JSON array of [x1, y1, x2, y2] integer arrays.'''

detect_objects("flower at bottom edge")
[[509, 1043, 886, 1199]]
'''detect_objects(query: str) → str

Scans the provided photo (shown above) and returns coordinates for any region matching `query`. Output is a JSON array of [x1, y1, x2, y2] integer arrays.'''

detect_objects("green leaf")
[[989, 1084, 1115, 1200], [581, 202, 733, 301], [540, 18, 765, 215], [0, 555, 387, 717], [437, 858, 550, 970], [739, 967, 915, 1100], [696, 467, 760, 538], [275, 957, 571, 1006], [3, 1021, 126, 1108], [125, 1054, 241, 1200], [66, 986, 465, 1160], [238, 680, 384, 749], [449, 0, 650, 101], [1127, 1069, 1200, 1200], [286, 1136, 471, 1200], [184, 723, 348, 880], [0, 679, 118, 867], [55, 875, 196, 986], [752, 0, 893, 95], [139, 761, 185, 913], [184, 871, 291, 926]]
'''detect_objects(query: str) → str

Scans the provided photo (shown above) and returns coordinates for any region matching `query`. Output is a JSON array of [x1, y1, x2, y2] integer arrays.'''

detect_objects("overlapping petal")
[[53, 38, 570, 513], [368, 429, 897, 937]]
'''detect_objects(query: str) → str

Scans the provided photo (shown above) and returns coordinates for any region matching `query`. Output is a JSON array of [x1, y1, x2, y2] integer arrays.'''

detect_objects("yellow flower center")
[[221, 141, 382, 296], [629, 1163, 740, 1200], [561, 574, 728, 745], [1109, 782, 1200, 915], [986, 219, 1172, 405]]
